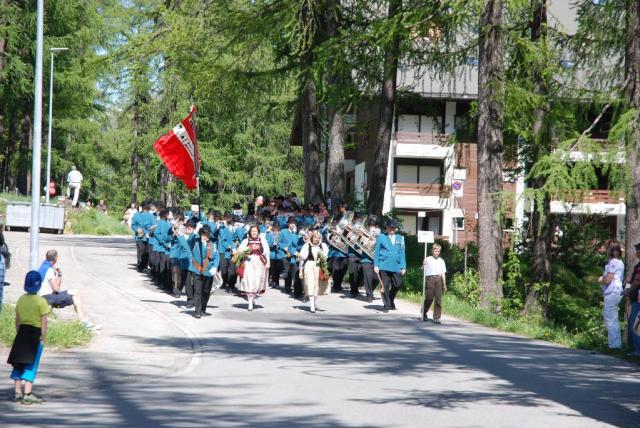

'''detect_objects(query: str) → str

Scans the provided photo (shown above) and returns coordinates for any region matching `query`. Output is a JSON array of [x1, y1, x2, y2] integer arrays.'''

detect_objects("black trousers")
[[160, 253, 172, 290], [423, 276, 443, 320], [149, 250, 158, 280], [361, 262, 377, 298], [282, 259, 302, 296], [171, 259, 188, 292], [379, 270, 402, 309], [192, 274, 213, 316], [219, 256, 237, 289], [269, 259, 284, 286], [185, 272, 194, 304], [347, 256, 362, 294], [330, 257, 348, 291], [136, 241, 149, 271]]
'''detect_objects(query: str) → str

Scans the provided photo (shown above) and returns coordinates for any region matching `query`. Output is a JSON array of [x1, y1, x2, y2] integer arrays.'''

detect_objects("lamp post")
[[45, 47, 68, 204], [29, 0, 44, 270]]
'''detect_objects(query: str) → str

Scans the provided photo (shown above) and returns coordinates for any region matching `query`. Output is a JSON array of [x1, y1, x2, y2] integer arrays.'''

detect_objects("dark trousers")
[[423, 276, 443, 320], [185, 272, 194, 304], [361, 262, 377, 298], [193, 274, 213, 316], [160, 253, 171, 290], [136, 241, 149, 271], [282, 259, 302, 296], [330, 257, 348, 291], [149, 250, 158, 280], [269, 259, 284, 286], [171, 259, 188, 292], [219, 256, 237, 289], [347, 256, 362, 294], [380, 270, 402, 309]]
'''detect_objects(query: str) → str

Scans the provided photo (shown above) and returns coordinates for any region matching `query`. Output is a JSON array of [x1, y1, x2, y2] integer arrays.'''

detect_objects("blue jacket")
[[374, 234, 406, 273], [154, 220, 173, 254], [188, 239, 220, 277], [266, 231, 285, 260], [174, 234, 196, 269], [148, 214, 160, 250], [131, 211, 153, 242], [280, 229, 302, 264], [234, 227, 247, 243], [216, 225, 236, 259]]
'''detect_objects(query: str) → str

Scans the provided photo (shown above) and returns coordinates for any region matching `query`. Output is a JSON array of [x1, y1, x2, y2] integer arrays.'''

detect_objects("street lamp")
[[45, 47, 68, 204], [29, 0, 44, 270]]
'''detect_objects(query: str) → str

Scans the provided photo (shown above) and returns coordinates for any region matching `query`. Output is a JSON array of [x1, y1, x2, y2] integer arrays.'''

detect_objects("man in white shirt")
[[422, 243, 447, 324], [66, 165, 83, 207]]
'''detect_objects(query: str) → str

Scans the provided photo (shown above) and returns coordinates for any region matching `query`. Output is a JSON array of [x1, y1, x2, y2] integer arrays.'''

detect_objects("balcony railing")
[[395, 131, 449, 145], [554, 190, 625, 205], [392, 183, 451, 198]]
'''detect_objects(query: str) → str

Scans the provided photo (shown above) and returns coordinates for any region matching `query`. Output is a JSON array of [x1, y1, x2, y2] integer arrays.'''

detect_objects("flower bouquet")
[[317, 252, 331, 281], [232, 248, 251, 279]]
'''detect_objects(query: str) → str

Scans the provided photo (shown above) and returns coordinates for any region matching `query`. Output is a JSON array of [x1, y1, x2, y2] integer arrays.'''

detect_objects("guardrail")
[[395, 131, 448, 145], [554, 190, 625, 204], [392, 183, 451, 198]]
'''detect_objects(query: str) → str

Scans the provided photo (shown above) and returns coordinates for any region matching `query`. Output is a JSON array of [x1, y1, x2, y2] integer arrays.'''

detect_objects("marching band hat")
[[207, 208, 216, 215], [200, 224, 212, 236], [233, 203, 242, 210], [367, 216, 378, 226], [233, 214, 242, 223], [287, 216, 297, 224], [634, 242, 640, 251], [385, 219, 400, 229]]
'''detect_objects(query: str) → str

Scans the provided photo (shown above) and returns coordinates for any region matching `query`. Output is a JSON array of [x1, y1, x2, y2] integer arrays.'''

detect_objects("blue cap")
[[24, 270, 43, 294]]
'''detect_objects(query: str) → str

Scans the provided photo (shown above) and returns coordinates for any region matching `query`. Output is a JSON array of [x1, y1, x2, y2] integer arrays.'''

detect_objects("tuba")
[[337, 212, 377, 258], [326, 214, 351, 255]]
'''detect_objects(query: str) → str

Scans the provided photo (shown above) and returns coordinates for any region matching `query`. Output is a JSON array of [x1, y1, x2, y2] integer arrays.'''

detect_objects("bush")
[[66, 209, 131, 236], [450, 268, 480, 306]]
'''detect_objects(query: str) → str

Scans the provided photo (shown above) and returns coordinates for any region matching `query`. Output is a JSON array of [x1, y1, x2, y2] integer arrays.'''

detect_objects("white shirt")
[[390, 234, 396, 245], [67, 170, 83, 185], [39, 267, 57, 295], [423, 256, 446, 276]]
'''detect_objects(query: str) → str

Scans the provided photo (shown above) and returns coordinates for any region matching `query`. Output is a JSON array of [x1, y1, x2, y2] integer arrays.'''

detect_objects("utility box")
[[5, 202, 65, 234]]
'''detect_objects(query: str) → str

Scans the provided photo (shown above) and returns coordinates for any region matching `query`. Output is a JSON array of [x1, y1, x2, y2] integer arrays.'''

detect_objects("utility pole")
[[30, 0, 44, 269]]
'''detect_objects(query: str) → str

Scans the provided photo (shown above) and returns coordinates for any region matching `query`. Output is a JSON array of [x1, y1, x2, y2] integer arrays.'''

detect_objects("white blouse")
[[300, 242, 329, 262]]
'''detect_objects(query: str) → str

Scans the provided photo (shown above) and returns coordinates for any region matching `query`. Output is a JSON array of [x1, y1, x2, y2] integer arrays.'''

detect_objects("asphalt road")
[[1, 232, 638, 427]]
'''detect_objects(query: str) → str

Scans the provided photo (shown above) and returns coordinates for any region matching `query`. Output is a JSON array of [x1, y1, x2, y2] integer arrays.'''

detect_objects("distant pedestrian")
[[422, 243, 447, 324], [66, 165, 83, 207], [598, 241, 624, 349], [626, 242, 640, 355], [96, 200, 108, 215], [123, 202, 137, 226], [7, 271, 50, 405]]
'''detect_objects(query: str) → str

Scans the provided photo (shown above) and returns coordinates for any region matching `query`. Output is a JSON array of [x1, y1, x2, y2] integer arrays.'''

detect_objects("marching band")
[[131, 195, 407, 318]]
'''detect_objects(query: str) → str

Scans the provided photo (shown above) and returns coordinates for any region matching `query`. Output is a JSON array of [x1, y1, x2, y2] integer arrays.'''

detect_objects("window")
[[398, 215, 417, 235], [419, 166, 441, 184], [397, 165, 418, 184], [453, 217, 465, 230]]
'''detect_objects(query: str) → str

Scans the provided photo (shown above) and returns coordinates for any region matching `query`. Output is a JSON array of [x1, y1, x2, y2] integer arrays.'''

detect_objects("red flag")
[[153, 111, 199, 190]]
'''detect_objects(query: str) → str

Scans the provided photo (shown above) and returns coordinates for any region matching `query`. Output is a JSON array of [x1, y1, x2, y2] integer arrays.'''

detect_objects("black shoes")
[[194, 313, 201, 319], [382, 306, 389, 313], [434, 319, 442, 325], [366, 296, 373, 303]]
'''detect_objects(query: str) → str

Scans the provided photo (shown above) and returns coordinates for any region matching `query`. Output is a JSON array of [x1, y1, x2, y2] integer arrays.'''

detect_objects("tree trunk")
[[625, 0, 640, 272], [18, 106, 32, 195], [131, 99, 142, 204], [301, 77, 323, 204], [325, 0, 345, 204], [524, 0, 551, 317], [367, 0, 401, 217], [477, 0, 505, 311]]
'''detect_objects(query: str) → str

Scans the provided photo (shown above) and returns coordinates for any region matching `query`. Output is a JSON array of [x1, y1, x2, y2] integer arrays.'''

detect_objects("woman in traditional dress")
[[299, 230, 329, 313], [237, 225, 270, 311]]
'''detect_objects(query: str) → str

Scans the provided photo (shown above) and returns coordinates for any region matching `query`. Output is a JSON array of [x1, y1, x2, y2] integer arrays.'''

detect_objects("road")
[[0, 232, 638, 427]]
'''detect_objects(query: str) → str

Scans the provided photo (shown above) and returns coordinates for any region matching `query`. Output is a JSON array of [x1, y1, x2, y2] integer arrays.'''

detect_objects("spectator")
[[123, 202, 137, 226], [598, 241, 624, 349], [96, 199, 108, 215], [38, 249, 100, 330], [66, 165, 83, 207], [7, 271, 50, 404]]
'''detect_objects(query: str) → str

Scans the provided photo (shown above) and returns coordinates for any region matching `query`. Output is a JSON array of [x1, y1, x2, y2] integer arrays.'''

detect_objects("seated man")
[[38, 249, 101, 330]]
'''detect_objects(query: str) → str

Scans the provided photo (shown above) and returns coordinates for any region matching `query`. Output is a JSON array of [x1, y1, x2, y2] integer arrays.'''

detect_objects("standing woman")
[[237, 225, 270, 311], [7, 271, 50, 404], [299, 230, 329, 313], [598, 241, 625, 349]]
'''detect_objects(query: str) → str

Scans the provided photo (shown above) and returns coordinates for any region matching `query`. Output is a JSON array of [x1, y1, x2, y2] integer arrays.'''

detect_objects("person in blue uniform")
[[347, 215, 363, 298], [216, 213, 237, 292], [373, 219, 406, 312], [281, 218, 303, 296], [327, 215, 348, 292], [266, 222, 285, 287], [188, 225, 220, 319], [360, 217, 379, 303], [154, 209, 174, 292], [180, 220, 197, 306], [147, 204, 161, 283], [169, 216, 193, 299], [131, 202, 153, 272]]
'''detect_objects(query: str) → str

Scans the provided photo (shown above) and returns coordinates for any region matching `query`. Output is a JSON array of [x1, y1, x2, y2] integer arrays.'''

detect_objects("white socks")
[[248, 295, 254, 311], [310, 296, 316, 312]]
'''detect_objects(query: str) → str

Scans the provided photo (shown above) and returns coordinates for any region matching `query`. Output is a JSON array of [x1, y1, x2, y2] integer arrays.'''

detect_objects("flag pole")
[[191, 104, 200, 217]]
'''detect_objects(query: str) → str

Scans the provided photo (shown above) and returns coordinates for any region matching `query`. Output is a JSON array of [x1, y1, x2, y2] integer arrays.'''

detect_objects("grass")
[[0, 304, 93, 350], [66, 209, 132, 236], [398, 288, 640, 364]]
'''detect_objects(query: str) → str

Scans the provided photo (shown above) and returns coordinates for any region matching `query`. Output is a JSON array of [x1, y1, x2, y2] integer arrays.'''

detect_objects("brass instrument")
[[327, 211, 376, 258]]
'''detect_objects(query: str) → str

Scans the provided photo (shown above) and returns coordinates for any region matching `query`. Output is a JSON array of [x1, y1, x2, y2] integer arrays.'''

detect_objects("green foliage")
[[66, 209, 131, 236], [0, 304, 92, 349]]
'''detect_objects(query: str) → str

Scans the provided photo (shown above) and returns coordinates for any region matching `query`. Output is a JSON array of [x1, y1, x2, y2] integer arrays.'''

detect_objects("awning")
[[449, 208, 465, 218]]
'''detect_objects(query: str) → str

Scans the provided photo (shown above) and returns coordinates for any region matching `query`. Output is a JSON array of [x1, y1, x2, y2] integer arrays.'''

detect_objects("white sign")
[[417, 230, 434, 243], [417, 211, 426, 218], [452, 180, 464, 197]]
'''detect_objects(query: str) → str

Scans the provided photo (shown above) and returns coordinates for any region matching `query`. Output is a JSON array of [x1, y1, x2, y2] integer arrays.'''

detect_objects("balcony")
[[394, 132, 451, 159], [392, 183, 451, 209], [550, 190, 626, 215]]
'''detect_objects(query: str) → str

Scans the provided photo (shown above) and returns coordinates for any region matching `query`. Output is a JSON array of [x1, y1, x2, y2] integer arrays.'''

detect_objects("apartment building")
[[314, 1, 627, 245]]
